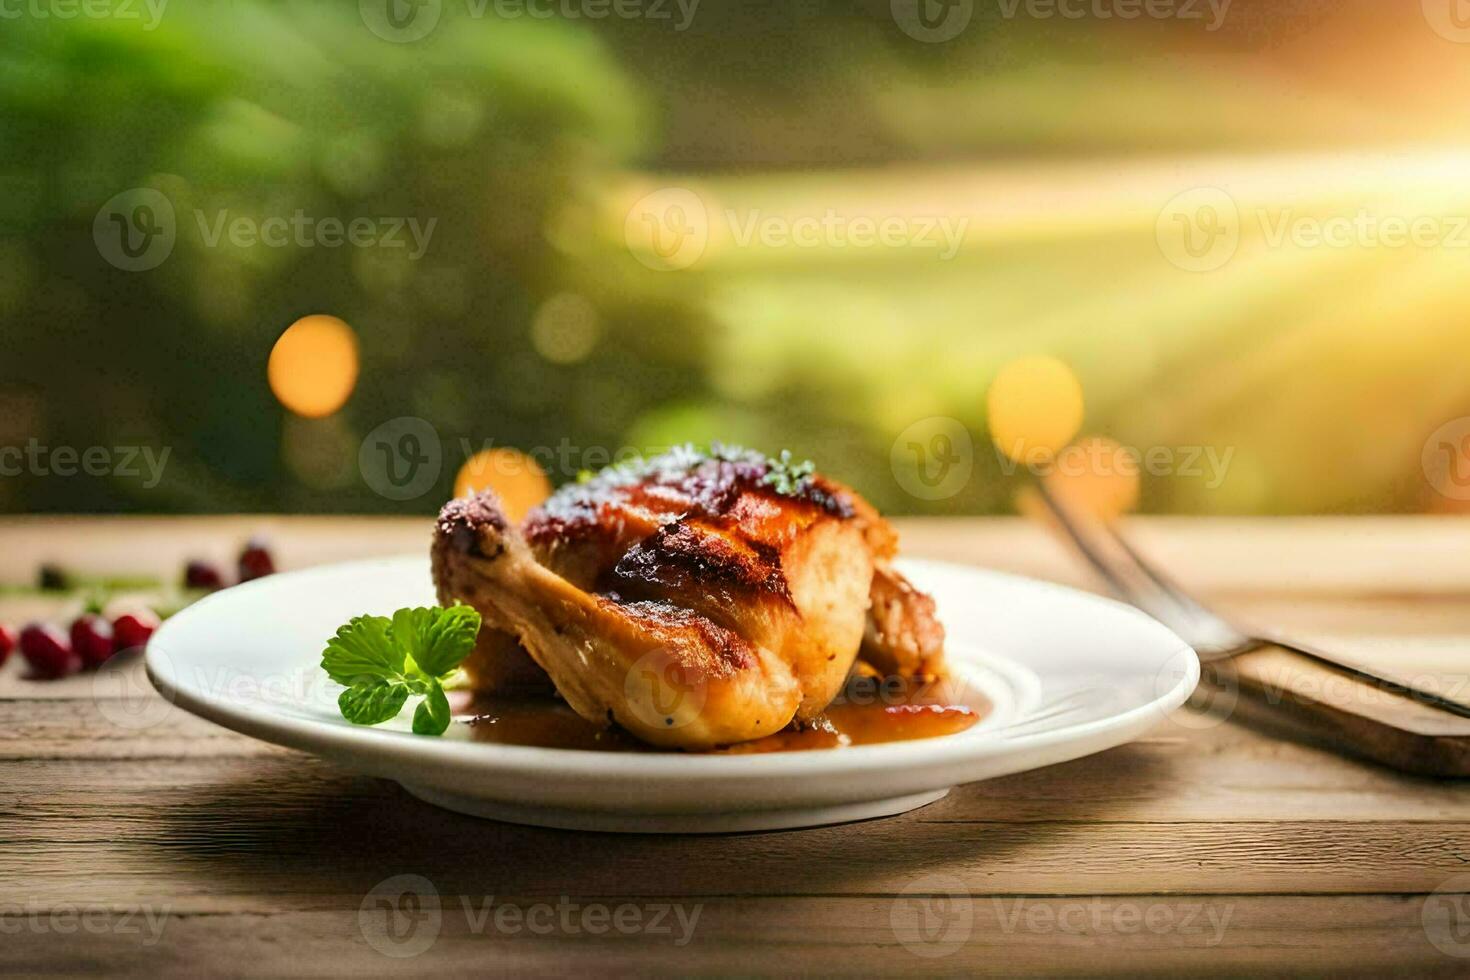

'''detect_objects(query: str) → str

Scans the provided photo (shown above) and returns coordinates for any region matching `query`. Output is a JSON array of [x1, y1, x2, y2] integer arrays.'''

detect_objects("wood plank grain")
[[4, 750, 1469, 910], [1, 895, 1464, 979], [3, 516, 1467, 975], [0, 699, 280, 759], [897, 516, 1470, 596], [6, 700, 1470, 822]]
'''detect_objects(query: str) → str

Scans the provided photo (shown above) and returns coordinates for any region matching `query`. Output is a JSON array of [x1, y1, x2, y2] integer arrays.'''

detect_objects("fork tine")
[[1030, 481, 1197, 633], [1025, 482, 1134, 598], [1100, 520, 1220, 624], [1084, 503, 1255, 657]]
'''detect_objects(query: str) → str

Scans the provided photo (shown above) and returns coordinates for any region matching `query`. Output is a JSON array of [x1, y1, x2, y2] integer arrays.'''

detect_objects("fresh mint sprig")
[[320, 604, 480, 736]]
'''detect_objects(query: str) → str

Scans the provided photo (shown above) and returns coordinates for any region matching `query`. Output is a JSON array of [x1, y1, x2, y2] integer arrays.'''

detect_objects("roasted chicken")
[[432, 447, 945, 748]]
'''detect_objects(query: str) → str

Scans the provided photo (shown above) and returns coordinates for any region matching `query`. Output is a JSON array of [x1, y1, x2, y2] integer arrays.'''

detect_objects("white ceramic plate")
[[147, 556, 1198, 833]]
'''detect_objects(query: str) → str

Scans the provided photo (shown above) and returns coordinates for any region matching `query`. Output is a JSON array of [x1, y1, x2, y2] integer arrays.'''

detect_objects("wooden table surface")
[[4, 515, 1470, 977]]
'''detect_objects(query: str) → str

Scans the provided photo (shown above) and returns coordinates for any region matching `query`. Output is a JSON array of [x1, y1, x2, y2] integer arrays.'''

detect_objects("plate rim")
[[147, 554, 1200, 782]]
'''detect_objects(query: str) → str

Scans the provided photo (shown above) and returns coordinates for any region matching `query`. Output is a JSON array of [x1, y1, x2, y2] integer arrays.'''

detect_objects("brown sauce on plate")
[[462, 675, 985, 753]]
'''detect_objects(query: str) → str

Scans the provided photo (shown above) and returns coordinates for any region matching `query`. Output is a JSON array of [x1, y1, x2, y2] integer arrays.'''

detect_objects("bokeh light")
[[1044, 436, 1141, 521], [531, 292, 601, 364], [267, 315, 360, 419], [988, 356, 1085, 465], [454, 448, 553, 523]]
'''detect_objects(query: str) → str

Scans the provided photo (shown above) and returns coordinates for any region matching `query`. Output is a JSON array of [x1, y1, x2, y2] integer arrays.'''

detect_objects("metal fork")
[[1032, 480, 1470, 721]]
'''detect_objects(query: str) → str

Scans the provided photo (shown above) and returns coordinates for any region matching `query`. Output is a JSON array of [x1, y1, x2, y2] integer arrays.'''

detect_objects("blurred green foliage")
[[2, 1, 1468, 516]]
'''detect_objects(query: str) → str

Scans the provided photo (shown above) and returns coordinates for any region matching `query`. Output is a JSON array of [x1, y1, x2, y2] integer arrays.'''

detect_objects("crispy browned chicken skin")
[[433, 447, 944, 748]]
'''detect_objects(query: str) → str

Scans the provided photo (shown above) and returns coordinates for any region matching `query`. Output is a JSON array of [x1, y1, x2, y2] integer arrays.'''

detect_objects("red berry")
[[238, 539, 276, 582], [112, 610, 160, 654], [70, 614, 116, 669], [184, 559, 226, 591], [19, 623, 81, 679], [0, 624, 16, 666]]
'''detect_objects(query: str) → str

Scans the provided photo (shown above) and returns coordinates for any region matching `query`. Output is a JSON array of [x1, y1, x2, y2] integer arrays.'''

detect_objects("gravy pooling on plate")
[[463, 674, 985, 753]]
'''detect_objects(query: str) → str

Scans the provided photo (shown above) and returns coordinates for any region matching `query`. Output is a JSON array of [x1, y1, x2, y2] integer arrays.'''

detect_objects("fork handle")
[[1199, 643, 1470, 776], [1243, 636, 1470, 719]]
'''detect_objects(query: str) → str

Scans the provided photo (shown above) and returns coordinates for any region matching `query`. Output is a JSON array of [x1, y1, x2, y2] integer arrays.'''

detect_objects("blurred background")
[[3, 0, 1470, 518]]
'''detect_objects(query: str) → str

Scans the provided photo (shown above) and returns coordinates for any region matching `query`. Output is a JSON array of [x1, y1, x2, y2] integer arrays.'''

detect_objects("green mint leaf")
[[762, 449, 816, 496], [321, 615, 403, 686], [321, 604, 478, 735], [391, 604, 481, 679], [338, 680, 410, 726], [411, 678, 452, 736]]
